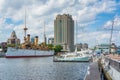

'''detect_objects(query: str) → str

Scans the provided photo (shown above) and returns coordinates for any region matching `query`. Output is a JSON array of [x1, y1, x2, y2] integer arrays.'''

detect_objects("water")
[[0, 57, 89, 80]]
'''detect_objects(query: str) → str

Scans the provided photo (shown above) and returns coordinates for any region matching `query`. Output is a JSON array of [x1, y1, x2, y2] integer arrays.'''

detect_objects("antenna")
[[23, 9, 28, 42]]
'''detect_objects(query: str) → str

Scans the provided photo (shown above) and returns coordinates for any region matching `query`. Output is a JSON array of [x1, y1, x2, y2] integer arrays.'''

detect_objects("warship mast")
[[23, 9, 28, 42], [44, 22, 46, 45]]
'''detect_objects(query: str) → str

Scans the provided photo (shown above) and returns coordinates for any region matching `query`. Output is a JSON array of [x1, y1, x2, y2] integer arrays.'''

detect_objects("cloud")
[[103, 15, 120, 29], [0, 0, 4, 11], [0, 0, 120, 47], [77, 0, 117, 23], [76, 30, 118, 47]]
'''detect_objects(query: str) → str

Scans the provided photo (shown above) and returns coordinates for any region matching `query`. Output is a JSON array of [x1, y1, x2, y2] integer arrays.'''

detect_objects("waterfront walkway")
[[85, 61, 101, 80]]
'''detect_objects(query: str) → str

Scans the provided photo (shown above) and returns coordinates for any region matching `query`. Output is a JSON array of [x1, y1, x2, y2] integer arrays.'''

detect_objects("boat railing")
[[104, 57, 120, 72]]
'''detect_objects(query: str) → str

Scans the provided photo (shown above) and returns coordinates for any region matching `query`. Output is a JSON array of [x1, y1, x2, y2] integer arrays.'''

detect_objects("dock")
[[85, 61, 101, 80]]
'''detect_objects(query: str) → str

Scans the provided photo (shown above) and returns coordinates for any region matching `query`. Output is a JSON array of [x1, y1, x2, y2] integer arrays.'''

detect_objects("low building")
[[95, 43, 117, 54], [76, 43, 82, 51], [82, 43, 88, 50], [111, 43, 117, 54], [0, 42, 7, 52], [76, 43, 88, 51]]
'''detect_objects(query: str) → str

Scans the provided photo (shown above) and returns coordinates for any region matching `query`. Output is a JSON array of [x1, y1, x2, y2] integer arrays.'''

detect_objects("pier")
[[85, 56, 114, 80], [85, 61, 101, 80]]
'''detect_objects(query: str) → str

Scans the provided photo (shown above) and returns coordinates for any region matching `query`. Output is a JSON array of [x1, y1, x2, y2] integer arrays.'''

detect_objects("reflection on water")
[[0, 57, 89, 80]]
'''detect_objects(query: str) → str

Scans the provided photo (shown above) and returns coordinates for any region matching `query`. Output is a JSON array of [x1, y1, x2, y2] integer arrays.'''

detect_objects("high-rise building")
[[7, 31, 20, 45], [54, 14, 74, 52]]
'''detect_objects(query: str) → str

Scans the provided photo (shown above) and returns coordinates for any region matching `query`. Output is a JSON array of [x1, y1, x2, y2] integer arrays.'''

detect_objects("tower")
[[54, 14, 74, 52]]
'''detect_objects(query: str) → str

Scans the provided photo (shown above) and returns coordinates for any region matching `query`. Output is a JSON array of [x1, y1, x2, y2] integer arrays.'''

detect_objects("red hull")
[[5, 55, 53, 58]]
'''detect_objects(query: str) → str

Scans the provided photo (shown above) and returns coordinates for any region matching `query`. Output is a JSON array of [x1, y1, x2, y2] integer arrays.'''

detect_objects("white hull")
[[53, 56, 90, 62], [5, 47, 54, 58]]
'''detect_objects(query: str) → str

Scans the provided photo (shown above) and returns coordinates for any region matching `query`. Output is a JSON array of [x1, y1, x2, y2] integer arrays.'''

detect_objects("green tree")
[[7, 44, 20, 47], [7, 44, 15, 47], [54, 45, 63, 55], [47, 44, 54, 50]]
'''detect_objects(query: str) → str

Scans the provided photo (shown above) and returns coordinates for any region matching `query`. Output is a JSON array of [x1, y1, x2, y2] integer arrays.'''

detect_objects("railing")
[[105, 57, 120, 72]]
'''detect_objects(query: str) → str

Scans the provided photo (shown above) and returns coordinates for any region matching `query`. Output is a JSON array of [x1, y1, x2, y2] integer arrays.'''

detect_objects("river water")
[[0, 57, 89, 80]]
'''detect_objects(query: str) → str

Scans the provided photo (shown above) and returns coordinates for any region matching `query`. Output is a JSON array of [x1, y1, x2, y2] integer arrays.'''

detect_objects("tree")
[[54, 45, 63, 55], [7, 44, 20, 48], [47, 44, 54, 50], [7, 44, 15, 47]]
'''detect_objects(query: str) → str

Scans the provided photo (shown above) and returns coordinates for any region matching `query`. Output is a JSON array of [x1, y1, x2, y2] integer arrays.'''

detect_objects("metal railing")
[[105, 57, 120, 72]]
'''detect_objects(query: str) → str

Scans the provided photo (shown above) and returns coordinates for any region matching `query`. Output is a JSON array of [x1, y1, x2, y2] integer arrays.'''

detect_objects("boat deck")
[[85, 62, 101, 80]]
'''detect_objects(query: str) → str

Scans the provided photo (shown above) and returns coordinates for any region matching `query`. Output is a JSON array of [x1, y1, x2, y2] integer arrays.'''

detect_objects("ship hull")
[[53, 56, 90, 62], [6, 55, 53, 58], [5, 47, 54, 58]]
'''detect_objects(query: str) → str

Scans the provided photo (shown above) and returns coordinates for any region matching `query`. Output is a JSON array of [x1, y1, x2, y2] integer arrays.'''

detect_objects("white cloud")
[[76, 31, 117, 47], [103, 15, 120, 29], [77, 0, 117, 23], [0, 0, 120, 47], [0, 0, 4, 11]]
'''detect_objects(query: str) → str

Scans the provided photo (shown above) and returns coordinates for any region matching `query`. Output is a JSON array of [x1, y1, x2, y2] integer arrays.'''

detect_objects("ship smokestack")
[[27, 34, 30, 42], [34, 36, 38, 46]]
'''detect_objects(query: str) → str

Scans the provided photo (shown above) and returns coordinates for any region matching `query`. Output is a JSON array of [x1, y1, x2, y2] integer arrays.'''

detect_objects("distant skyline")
[[0, 0, 120, 47]]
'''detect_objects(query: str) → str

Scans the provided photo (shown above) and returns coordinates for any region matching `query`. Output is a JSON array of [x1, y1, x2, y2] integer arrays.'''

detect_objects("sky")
[[0, 0, 120, 48]]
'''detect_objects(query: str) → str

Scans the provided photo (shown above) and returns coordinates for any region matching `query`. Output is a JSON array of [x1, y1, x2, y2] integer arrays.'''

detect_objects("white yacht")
[[54, 47, 92, 62]]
